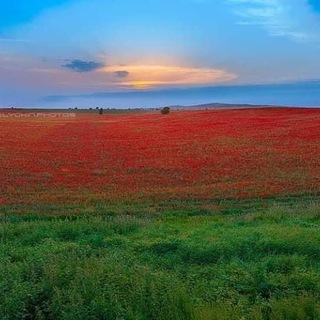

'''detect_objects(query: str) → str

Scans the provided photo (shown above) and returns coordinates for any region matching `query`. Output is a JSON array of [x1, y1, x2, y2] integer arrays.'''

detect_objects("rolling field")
[[1, 108, 320, 319], [0, 108, 319, 208]]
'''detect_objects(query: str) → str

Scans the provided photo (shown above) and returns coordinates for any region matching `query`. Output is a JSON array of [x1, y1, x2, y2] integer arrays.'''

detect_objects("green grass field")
[[2, 196, 320, 319]]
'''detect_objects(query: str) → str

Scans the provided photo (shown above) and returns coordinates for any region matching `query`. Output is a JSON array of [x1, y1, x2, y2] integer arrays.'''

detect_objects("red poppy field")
[[2, 107, 320, 319], [0, 107, 319, 209]]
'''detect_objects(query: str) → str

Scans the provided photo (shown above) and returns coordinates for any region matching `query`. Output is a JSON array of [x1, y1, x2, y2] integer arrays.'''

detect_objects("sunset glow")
[[101, 65, 237, 89]]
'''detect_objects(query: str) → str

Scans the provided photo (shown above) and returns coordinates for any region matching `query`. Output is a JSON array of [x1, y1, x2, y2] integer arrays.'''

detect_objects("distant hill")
[[169, 103, 280, 110]]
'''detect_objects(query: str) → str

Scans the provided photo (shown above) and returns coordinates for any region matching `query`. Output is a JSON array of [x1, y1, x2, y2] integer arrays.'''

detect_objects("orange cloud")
[[101, 65, 237, 89]]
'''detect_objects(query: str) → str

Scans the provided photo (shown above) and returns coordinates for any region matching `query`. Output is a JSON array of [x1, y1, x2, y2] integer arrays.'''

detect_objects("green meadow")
[[2, 196, 320, 319]]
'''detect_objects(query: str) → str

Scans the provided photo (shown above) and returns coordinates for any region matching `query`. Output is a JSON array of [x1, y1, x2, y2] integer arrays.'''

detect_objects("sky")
[[1, 0, 320, 108]]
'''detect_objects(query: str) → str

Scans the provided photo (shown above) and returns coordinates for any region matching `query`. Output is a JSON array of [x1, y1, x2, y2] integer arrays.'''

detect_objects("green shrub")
[[161, 107, 170, 115]]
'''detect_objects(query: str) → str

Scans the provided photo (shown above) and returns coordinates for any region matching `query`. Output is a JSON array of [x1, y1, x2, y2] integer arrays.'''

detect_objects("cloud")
[[0, 38, 30, 43], [42, 80, 320, 108], [114, 70, 129, 78], [62, 59, 105, 73], [100, 65, 237, 89], [228, 0, 320, 42]]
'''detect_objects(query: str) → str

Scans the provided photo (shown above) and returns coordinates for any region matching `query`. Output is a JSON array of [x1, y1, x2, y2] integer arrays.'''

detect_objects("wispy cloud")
[[0, 38, 30, 43], [228, 0, 320, 42]]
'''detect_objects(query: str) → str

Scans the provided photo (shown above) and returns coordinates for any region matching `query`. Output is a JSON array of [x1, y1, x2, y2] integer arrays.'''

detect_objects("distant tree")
[[96, 107, 99, 110], [99, 108, 103, 115], [161, 107, 170, 115]]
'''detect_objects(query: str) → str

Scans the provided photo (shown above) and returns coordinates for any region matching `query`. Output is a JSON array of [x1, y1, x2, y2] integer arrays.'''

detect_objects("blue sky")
[[1, 0, 320, 108]]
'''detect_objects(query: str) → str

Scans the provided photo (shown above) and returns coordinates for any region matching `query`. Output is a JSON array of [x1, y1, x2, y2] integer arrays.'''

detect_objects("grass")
[[1, 196, 320, 319]]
